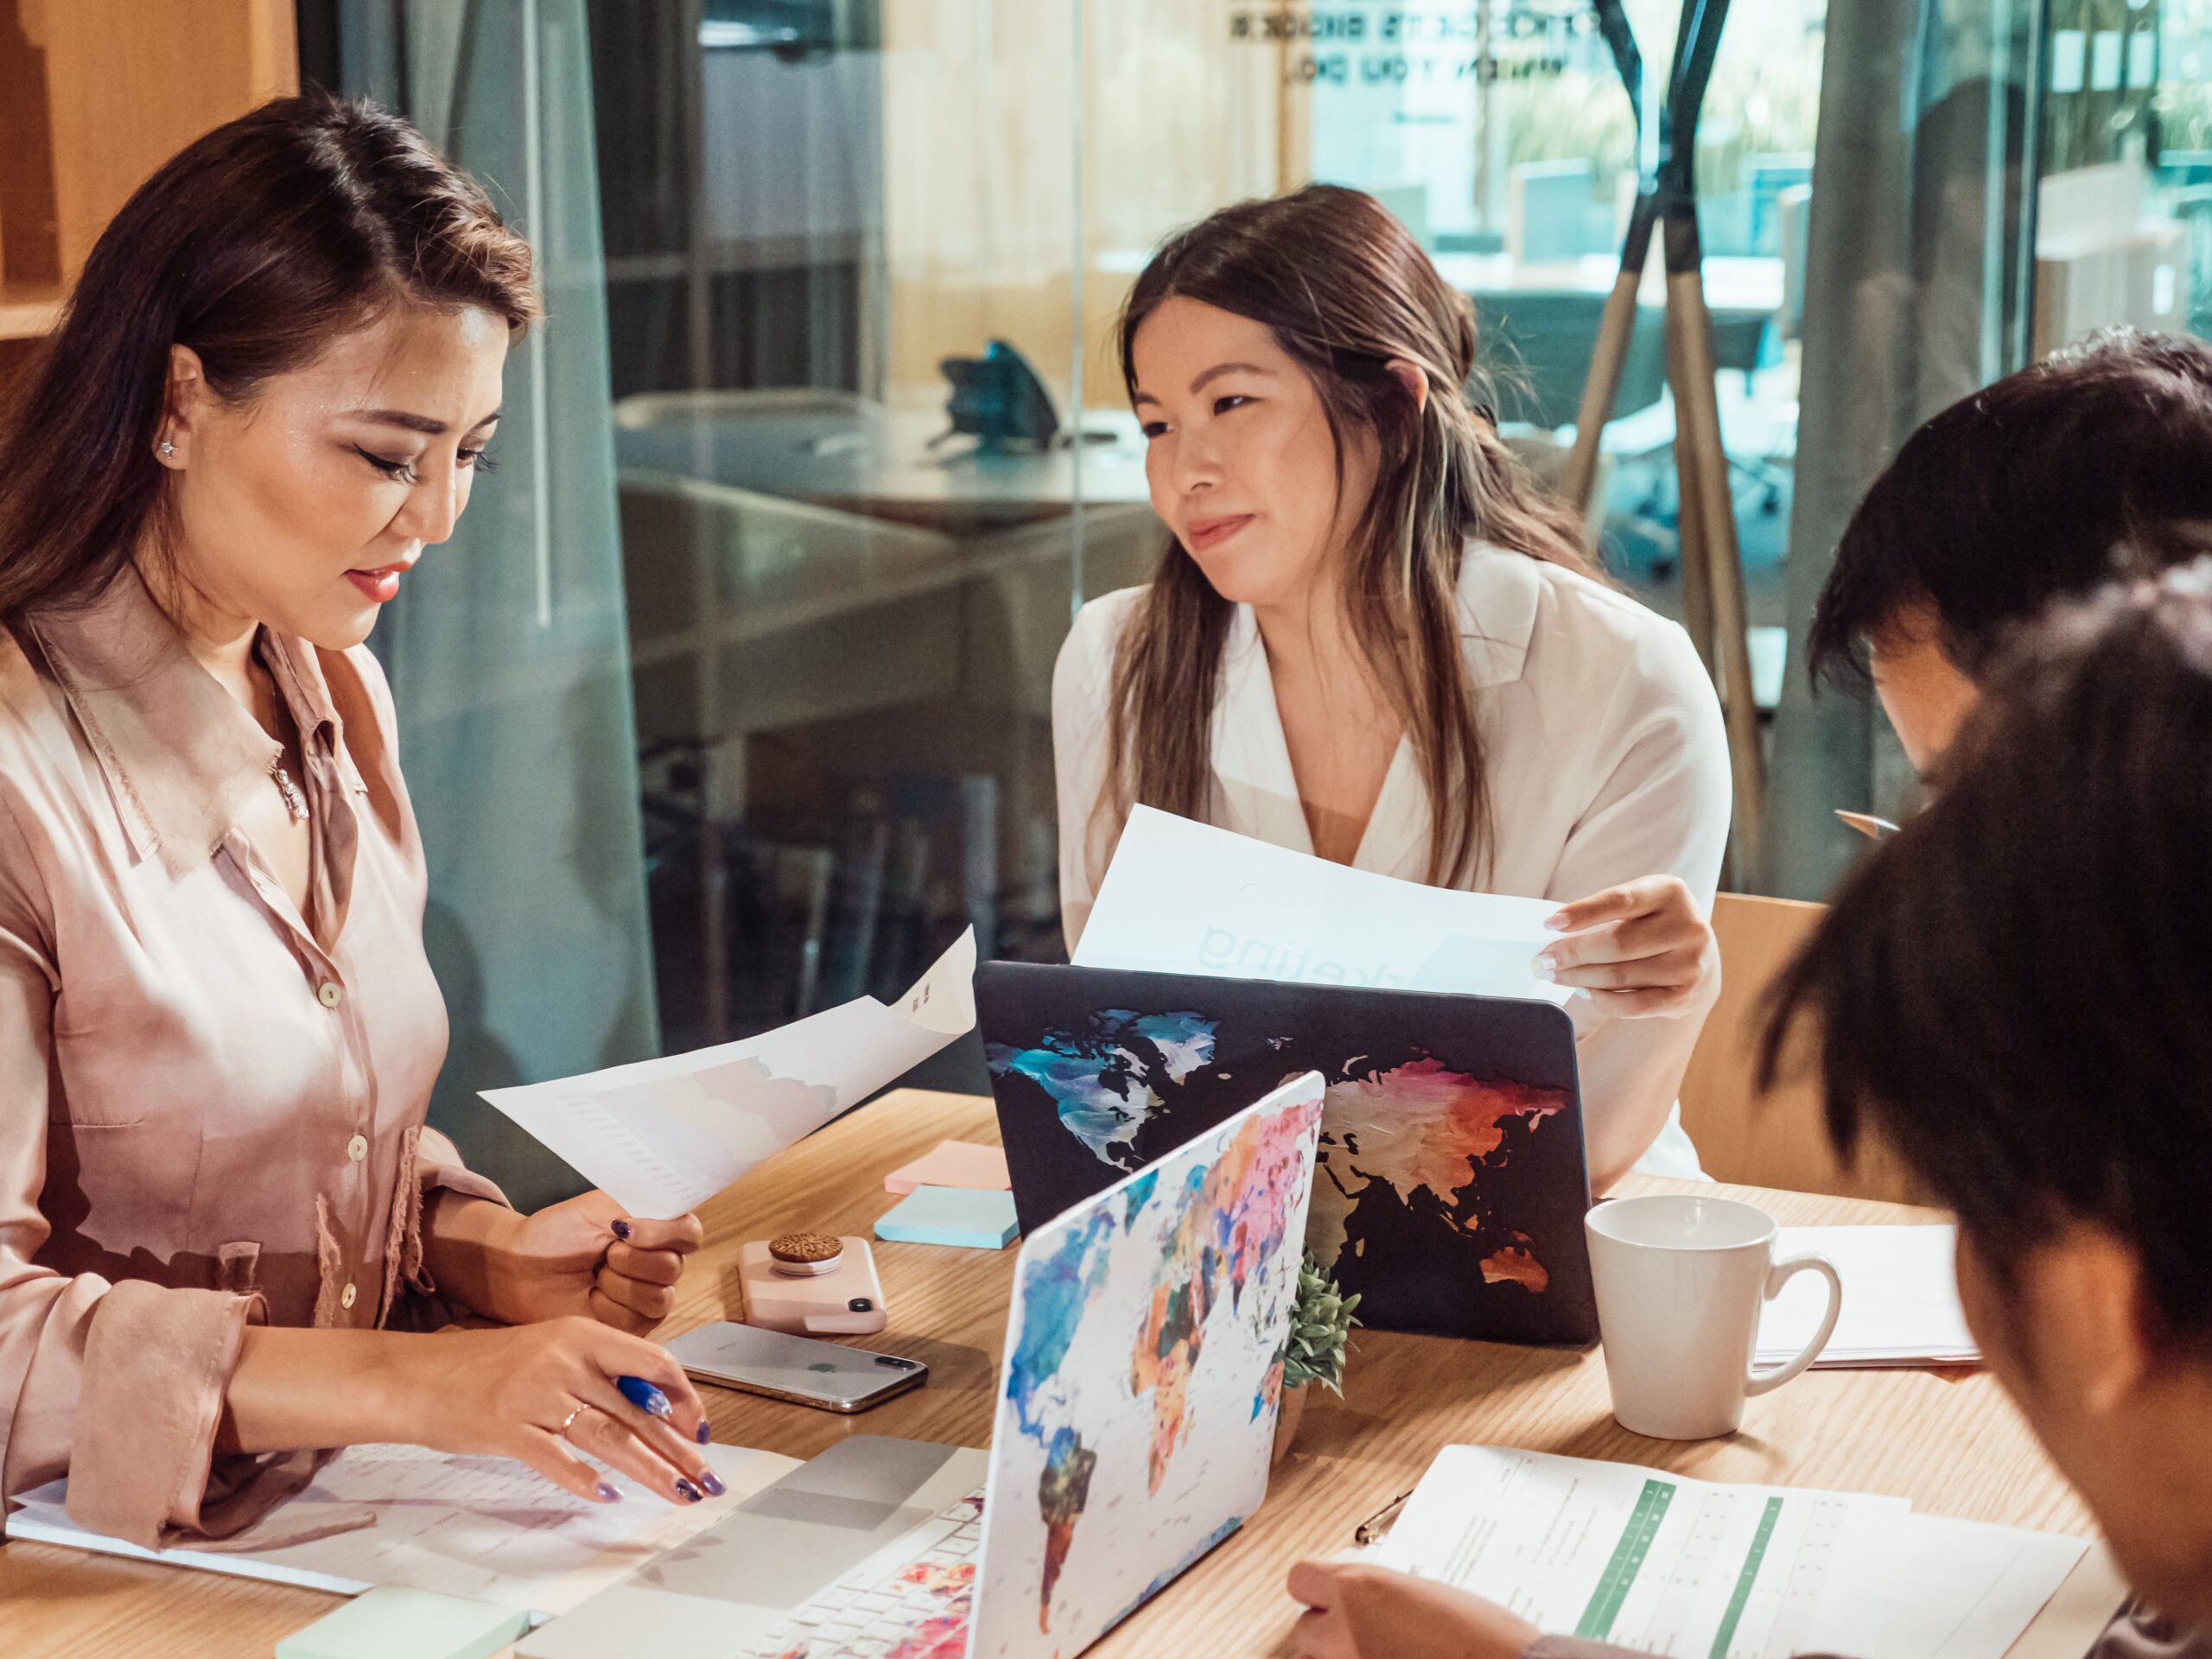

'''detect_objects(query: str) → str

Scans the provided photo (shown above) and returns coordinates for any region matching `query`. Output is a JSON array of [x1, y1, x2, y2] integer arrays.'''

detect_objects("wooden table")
[[1, 1090, 2093, 1657]]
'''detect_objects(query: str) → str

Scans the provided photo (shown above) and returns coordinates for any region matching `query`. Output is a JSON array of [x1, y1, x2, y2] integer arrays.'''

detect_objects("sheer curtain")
[[332, 0, 658, 1209]]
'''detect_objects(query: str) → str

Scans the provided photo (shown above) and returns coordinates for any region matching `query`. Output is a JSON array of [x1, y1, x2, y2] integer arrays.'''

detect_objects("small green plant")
[[1281, 1253, 1360, 1396]]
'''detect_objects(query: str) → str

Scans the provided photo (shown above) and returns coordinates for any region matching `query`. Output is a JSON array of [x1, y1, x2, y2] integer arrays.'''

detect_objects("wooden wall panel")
[[0, 1, 58, 285], [879, 1, 1286, 413], [26, 0, 297, 279]]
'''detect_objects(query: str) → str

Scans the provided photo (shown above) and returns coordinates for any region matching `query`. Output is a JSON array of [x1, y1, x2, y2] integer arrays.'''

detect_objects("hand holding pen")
[[401, 1318, 728, 1507]]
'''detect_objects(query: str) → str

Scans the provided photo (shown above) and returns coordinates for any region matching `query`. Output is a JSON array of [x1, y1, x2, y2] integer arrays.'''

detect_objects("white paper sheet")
[[1758, 1225, 1980, 1369], [1370, 1446, 2085, 1659], [1874, 1516, 2089, 1659], [8, 1441, 800, 1619], [1370, 1446, 1904, 1659], [1074, 807, 1573, 1007], [481, 928, 977, 1217]]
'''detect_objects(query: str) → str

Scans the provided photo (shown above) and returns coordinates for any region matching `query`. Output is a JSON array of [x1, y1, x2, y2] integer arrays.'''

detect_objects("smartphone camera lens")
[[848, 1297, 874, 1313], [876, 1355, 919, 1368]]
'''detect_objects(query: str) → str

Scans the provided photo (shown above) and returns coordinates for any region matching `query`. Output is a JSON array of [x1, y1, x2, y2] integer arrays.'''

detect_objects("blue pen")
[[619, 1372, 717, 1453], [616, 1372, 673, 1420]]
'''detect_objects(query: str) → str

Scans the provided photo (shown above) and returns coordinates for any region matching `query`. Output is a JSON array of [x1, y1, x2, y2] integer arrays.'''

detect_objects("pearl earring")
[[159, 441, 176, 458]]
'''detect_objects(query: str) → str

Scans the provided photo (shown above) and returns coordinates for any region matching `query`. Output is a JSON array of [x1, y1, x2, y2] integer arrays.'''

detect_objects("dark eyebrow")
[[1191, 361, 1272, 394], [352, 408, 503, 436], [1131, 363, 1275, 410]]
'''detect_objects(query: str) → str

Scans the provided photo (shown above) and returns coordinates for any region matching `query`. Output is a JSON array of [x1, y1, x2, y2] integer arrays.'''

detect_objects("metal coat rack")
[[1562, 0, 1764, 863]]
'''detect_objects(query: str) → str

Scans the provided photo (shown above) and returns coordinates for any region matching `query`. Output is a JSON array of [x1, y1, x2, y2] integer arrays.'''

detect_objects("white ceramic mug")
[[1586, 1194, 1842, 1440]]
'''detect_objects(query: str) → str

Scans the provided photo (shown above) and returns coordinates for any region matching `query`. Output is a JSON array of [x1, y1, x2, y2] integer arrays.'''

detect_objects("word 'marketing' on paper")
[[1195, 926, 1405, 989]]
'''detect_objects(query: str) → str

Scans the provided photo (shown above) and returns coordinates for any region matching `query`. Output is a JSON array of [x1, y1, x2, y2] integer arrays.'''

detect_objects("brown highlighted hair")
[[1762, 563, 2212, 1338], [0, 90, 540, 626], [1100, 185, 1597, 890]]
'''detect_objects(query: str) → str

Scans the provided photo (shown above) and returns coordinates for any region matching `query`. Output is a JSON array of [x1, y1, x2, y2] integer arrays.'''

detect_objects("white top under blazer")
[[1051, 540, 1732, 1185]]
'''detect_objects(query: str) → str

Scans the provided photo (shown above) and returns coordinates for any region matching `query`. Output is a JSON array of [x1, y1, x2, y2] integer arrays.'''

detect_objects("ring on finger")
[[558, 1402, 589, 1438]]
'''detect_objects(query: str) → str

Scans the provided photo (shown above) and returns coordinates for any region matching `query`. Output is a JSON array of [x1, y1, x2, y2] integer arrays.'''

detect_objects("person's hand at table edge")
[[1287, 1558, 1541, 1659], [1535, 875, 1719, 1019], [422, 1188, 704, 1333], [220, 1318, 726, 1506]]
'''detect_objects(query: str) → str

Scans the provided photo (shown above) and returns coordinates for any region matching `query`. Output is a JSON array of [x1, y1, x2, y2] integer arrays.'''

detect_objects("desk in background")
[[613, 388, 1153, 534], [2, 1088, 2092, 1659]]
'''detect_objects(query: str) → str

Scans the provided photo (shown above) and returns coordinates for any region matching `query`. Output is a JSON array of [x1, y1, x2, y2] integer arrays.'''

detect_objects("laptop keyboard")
[[744, 1486, 988, 1659]]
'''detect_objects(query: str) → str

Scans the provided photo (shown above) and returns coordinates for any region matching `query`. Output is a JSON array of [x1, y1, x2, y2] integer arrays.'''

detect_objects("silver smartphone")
[[664, 1321, 929, 1414]]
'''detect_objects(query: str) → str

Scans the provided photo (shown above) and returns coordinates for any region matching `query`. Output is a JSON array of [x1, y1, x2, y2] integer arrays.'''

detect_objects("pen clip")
[[1834, 809, 1900, 841], [1352, 1487, 1414, 1547]]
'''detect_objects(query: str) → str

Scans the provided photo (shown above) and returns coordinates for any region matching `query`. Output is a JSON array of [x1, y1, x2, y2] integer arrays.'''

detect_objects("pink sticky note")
[[884, 1140, 1011, 1195]]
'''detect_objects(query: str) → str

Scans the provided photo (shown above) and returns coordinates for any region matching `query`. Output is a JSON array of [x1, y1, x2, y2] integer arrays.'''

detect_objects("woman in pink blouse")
[[0, 94, 723, 1550]]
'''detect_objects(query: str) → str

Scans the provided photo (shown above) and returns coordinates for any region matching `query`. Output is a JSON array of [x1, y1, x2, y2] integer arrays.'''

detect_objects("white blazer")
[[1051, 541, 1732, 1186]]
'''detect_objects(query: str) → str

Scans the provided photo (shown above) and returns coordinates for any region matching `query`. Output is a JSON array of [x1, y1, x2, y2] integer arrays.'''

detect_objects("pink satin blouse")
[[0, 566, 504, 1549]]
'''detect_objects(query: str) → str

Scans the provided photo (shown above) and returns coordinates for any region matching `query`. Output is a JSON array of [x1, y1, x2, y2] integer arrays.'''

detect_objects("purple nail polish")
[[675, 1478, 703, 1503], [698, 1471, 727, 1497], [696, 1419, 712, 1445], [611, 1218, 632, 1241], [596, 1482, 622, 1503]]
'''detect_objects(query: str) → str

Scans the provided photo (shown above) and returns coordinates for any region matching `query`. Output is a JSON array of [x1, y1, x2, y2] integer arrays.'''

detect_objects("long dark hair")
[[1762, 564, 2212, 1337], [1100, 185, 1597, 891], [0, 91, 540, 626]]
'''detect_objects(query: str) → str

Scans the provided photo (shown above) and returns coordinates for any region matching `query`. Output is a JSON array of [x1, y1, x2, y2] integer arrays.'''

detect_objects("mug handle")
[[1744, 1253, 1843, 1397]]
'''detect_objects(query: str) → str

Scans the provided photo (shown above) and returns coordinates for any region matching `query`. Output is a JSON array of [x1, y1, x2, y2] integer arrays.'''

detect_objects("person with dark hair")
[[0, 93, 723, 1550], [1285, 563, 2212, 1658], [1053, 186, 1732, 1188], [1808, 328, 2212, 774]]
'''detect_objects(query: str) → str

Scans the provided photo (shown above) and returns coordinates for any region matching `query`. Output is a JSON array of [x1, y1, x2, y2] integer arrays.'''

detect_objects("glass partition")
[[587, 3, 1108, 1089], [313, 0, 2195, 1180], [2037, 0, 2209, 346]]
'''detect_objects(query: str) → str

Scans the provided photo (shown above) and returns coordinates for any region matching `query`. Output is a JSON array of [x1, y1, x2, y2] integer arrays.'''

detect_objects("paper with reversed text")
[[481, 929, 977, 1217], [10, 1441, 800, 1618], [1074, 807, 1573, 1007]]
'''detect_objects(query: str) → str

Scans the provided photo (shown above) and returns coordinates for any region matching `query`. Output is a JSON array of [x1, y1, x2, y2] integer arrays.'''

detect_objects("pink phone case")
[[738, 1235, 889, 1336]]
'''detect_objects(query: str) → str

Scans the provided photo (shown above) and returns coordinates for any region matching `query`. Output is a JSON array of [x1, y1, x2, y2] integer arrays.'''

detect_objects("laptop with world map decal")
[[977, 962, 1599, 1348], [517, 1071, 1324, 1659]]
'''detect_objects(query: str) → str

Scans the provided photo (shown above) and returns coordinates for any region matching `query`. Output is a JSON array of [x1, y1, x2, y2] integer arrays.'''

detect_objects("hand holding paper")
[[481, 930, 978, 1218]]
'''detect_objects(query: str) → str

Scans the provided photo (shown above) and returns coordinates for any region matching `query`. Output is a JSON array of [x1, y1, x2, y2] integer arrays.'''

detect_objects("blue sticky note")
[[276, 1586, 531, 1659], [874, 1184, 1020, 1249]]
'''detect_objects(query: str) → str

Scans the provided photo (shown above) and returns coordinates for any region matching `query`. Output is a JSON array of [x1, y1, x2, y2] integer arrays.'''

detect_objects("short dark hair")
[[1808, 331, 2212, 687], [0, 91, 539, 627], [1765, 564, 2212, 1344]]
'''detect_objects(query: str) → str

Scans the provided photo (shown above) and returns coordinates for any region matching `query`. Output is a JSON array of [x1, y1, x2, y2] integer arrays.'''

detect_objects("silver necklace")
[[270, 759, 308, 823]]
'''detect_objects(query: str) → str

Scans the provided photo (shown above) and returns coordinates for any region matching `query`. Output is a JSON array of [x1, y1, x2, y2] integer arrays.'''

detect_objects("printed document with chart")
[[1075, 807, 1573, 1007], [481, 929, 977, 1218], [1370, 1446, 2088, 1659], [1372, 1446, 1897, 1659]]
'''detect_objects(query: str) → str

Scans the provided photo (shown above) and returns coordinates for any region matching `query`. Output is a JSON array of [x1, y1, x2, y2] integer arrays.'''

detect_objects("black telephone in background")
[[934, 339, 1060, 450]]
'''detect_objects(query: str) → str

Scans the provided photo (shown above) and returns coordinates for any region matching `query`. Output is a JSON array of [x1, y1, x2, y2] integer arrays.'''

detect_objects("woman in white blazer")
[[1052, 187, 1732, 1188]]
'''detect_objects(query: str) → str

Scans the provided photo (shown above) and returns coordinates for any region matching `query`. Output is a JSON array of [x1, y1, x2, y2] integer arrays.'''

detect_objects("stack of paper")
[[1370, 1446, 2086, 1659], [1757, 1225, 1980, 1369], [883, 1139, 1009, 1194], [874, 1184, 1020, 1249]]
